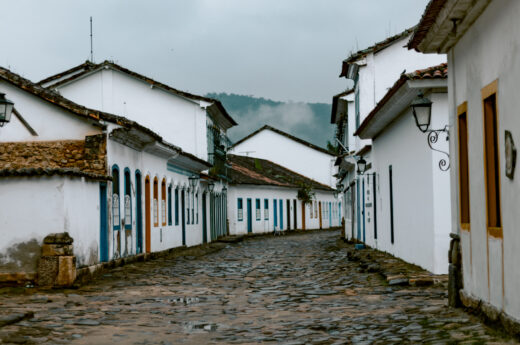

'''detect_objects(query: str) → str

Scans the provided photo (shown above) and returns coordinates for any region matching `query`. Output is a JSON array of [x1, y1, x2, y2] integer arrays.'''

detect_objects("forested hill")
[[206, 93, 333, 148]]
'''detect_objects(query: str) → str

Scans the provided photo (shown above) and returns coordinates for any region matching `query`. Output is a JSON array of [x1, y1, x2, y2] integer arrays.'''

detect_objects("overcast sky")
[[1, 0, 429, 104]]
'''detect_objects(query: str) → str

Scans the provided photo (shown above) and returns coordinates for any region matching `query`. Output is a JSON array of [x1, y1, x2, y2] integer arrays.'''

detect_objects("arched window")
[[112, 166, 120, 231], [124, 168, 132, 230], [161, 179, 167, 226], [153, 177, 158, 227]]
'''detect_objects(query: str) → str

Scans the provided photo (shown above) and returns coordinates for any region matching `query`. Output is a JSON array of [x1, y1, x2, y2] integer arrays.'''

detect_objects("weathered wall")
[[0, 176, 99, 273], [449, 0, 520, 319], [0, 134, 106, 174]]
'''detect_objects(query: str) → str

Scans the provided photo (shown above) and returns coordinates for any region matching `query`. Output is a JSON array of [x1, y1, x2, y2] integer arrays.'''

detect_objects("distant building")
[[331, 27, 446, 254], [226, 154, 338, 235], [355, 64, 450, 274], [410, 0, 520, 323], [229, 125, 336, 188]]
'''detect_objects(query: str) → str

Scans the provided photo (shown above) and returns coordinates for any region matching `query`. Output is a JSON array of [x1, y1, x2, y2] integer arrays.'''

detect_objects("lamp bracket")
[[426, 125, 450, 171]]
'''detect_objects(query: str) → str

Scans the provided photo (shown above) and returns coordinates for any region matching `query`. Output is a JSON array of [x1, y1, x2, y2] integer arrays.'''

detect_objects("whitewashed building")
[[332, 27, 446, 246], [229, 125, 336, 188], [355, 64, 450, 274], [0, 66, 231, 279], [226, 154, 339, 235], [409, 0, 520, 324]]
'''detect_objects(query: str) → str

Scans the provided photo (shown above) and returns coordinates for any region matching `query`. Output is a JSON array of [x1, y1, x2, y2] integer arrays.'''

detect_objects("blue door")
[[273, 199, 278, 230], [135, 172, 143, 254], [362, 178, 366, 242], [279, 199, 283, 230], [247, 198, 252, 233], [181, 190, 186, 246], [99, 183, 109, 262], [329, 202, 332, 227], [356, 182, 361, 240]]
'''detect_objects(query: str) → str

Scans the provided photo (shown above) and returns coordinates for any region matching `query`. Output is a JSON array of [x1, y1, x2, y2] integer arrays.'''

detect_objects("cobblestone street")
[[0, 230, 516, 344]]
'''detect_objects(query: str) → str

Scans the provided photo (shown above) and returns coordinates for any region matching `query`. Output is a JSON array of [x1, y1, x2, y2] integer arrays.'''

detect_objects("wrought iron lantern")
[[222, 186, 227, 194], [207, 182, 215, 193], [357, 157, 367, 175], [411, 92, 432, 133], [410, 92, 450, 171], [0, 93, 14, 127], [188, 175, 199, 189]]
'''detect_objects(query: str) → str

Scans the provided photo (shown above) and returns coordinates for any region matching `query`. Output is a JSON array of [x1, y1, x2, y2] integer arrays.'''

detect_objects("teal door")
[[247, 198, 252, 233], [273, 199, 278, 230], [99, 183, 108, 262], [279, 199, 283, 230]]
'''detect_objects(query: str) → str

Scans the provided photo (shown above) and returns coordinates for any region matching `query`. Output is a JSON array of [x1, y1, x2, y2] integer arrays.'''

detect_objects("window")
[[309, 201, 313, 219], [256, 198, 261, 220], [168, 184, 172, 226], [161, 179, 167, 226], [124, 169, 132, 230], [389, 165, 394, 244], [264, 199, 269, 220], [175, 188, 179, 225], [482, 81, 502, 237], [237, 198, 243, 221], [457, 102, 470, 230], [112, 166, 120, 230], [153, 177, 158, 227]]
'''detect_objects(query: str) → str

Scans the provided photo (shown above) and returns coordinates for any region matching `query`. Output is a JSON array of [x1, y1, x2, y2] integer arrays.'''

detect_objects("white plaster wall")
[[0, 82, 100, 142], [449, 0, 520, 317], [56, 69, 209, 161], [227, 186, 338, 235], [0, 176, 99, 271], [371, 102, 450, 274], [230, 130, 335, 187]]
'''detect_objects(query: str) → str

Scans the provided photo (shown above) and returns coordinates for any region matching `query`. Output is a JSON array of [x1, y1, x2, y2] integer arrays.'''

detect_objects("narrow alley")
[[0, 231, 513, 344]]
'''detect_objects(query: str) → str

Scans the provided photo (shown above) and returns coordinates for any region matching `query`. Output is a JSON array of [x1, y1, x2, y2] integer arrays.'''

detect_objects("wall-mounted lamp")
[[188, 175, 199, 189], [411, 92, 450, 171], [0, 93, 14, 127], [207, 182, 215, 193], [356, 157, 367, 175]]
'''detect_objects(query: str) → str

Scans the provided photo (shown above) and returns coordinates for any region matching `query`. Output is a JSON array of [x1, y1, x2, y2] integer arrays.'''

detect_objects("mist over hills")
[[206, 93, 334, 148]]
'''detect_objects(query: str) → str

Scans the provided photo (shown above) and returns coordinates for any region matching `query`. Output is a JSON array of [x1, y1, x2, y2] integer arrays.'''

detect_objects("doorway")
[[181, 190, 186, 246], [247, 198, 252, 233], [99, 183, 108, 262], [286, 199, 291, 230], [135, 172, 143, 254], [301, 201, 306, 230], [293, 199, 297, 229], [319, 202, 322, 229], [145, 176, 151, 253], [202, 192, 207, 243]]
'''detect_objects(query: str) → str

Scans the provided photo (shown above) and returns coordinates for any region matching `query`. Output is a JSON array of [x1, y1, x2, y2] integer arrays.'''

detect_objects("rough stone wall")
[[0, 134, 106, 174]]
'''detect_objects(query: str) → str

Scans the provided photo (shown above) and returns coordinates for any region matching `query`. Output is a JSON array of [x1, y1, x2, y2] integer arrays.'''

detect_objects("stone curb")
[[460, 290, 520, 339]]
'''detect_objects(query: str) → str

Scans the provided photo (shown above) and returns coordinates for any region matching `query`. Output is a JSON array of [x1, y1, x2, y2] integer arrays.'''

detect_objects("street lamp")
[[411, 92, 432, 133], [188, 175, 199, 189], [357, 157, 367, 175], [410, 92, 450, 171], [0, 93, 14, 127], [207, 182, 215, 193]]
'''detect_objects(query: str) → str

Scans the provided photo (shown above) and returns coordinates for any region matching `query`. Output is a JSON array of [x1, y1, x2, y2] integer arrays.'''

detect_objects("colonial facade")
[[331, 27, 446, 262], [355, 64, 450, 274], [0, 66, 228, 280], [410, 0, 520, 323], [226, 154, 339, 235]]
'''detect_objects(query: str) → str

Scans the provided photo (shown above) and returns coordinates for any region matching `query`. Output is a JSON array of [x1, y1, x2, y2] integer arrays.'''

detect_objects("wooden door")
[[145, 176, 151, 253], [286, 199, 291, 230]]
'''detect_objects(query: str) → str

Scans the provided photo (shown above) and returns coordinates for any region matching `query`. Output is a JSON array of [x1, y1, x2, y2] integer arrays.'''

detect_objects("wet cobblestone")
[[0, 231, 516, 344]]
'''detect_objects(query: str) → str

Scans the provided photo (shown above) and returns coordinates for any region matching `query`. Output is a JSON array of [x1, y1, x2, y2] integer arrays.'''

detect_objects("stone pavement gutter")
[[340, 239, 448, 288]]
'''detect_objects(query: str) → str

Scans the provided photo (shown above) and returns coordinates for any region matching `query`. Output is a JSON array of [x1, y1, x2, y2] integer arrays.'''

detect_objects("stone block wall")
[[0, 134, 106, 175]]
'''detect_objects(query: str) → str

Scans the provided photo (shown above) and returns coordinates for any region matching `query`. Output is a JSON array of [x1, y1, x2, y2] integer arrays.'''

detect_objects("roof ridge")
[[231, 125, 332, 156]]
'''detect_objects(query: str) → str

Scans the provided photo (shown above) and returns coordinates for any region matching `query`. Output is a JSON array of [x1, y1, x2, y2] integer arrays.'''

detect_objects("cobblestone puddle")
[[0, 231, 516, 344]]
